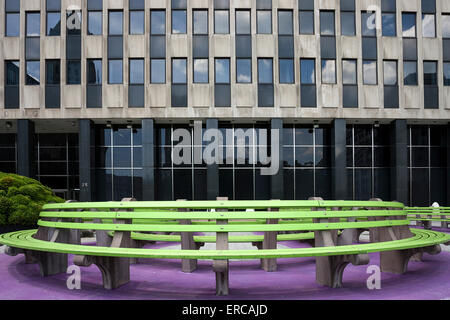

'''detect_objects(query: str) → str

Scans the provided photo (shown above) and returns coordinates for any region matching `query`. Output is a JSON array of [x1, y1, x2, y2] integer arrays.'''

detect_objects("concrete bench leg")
[[214, 261, 229, 296], [261, 216, 278, 272]]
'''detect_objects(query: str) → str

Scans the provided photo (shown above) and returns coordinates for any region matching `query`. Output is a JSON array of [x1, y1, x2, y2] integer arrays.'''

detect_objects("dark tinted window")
[[46, 60, 60, 84], [67, 60, 81, 84], [87, 59, 102, 84], [5, 61, 20, 85]]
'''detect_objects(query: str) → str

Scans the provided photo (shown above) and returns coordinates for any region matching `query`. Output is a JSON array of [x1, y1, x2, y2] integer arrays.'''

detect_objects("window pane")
[[130, 11, 144, 35], [258, 59, 273, 84], [67, 10, 82, 35], [215, 59, 230, 84], [193, 10, 208, 34], [444, 63, 450, 86], [403, 61, 417, 85], [26, 61, 40, 85], [109, 11, 123, 35], [362, 12, 376, 36], [88, 11, 102, 35], [257, 11, 272, 34], [422, 14, 435, 38], [321, 60, 336, 84], [279, 59, 294, 84], [151, 59, 166, 83], [363, 60, 377, 85], [108, 60, 123, 84], [46, 60, 60, 84], [172, 10, 187, 34], [47, 12, 61, 36], [172, 59, 187, 83], [237, 58, 252, 83], [236, 10, 250, 34], [299, 11, 314, 35], [87, 60, 102, 84], [382, 13, 396, 36], [342, 60, 357, 84], [278, 11, 293, 35], [402, 13, 416, 37], [383, 61, 397, 85], [27, 13, 41, 36], [129, 59, 144, 84], [194, 58, 208, 83], [341, 12, 355, 36], [320, 11, 335, 35], [151, 11, 166, 34], [67, 60, 81, 84], [6, 61, 20, 85], [215, 10, 229, 34], [443, 15, 450, 38], [300, 59, 315, 84], [424, 61, 437, 85], [6, 13, 20, 37]]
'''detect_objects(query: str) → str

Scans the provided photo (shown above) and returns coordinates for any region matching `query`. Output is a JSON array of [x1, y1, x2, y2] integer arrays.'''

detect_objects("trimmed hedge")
[[0, 172, 64, 226]]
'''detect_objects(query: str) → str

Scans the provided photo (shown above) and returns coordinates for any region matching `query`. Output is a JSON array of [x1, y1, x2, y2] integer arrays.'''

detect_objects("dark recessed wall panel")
[[150, 36, 166, 58], [362, 37, 377, 59], [108, 36, 123, 58], [45, 86, 60, 109], [87, 85, 102, 108], [236, 35, 252, 58], [26, 38, 40, 60], [171, 84, 188, 107], [258, 84, 274, 107], [66, 36, 81, 60], [301, 85, 316, 107], [279, 36, 295, 58], [4, 87, 19, 109], [384, 86, 399, 108], [403, 38, 417, 60], [320, 36, 336, 59], [215, 84, 231, 107], [193, 35, 209, 58], [129, 85, 145, 108]]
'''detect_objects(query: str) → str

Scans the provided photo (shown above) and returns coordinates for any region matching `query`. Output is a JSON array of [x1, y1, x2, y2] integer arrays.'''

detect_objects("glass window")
[[6, 13, 20, 37], [67, 60, 81, 85], [26, 61, 40, 85], [321, 60, 336, 84], [258, 59, 273, 84], [46, 60, 60, 84], [403, 61, 417, 85], [279, 59, 294, 84], [193, 10, 208, 34], [151, 10, 166, 35], [215, 58, 230, 84], [66, 10, 82, 35], [108, 59, 123, 84], [109, 11, 123, 35], [362, 12, 376, 36], [6, 61, 20, 85], [300, 59, 315, 84], [172, 58, 187, 83], [299, 11, 314, 35], [236, 10, 251, 34], [422, 14, 435, 38], [278, 10, 293, 35], [130, 11, 144, 35], [236, 58, 252, 83], [382, 13, 396, 36], [129, 59, 144, 84], [257, 10, 272, 34], [402, 13, 416, 37], [424, 61, 437, 85], [342, 59, 357, 84], [443, 14, 450, 38], [26, 12, 41, 37], [46, 12, 61, 36], [383, 60, 397, 85], [341, 12, 355, 36], [194, 58, 208, 83], [87, 59, 102, 84], [88, 11, 102, 35], [444, 62, 450, 86], [172, 10, 187, 34], [214, 10, 229, 34], [151, 59, 166, 83], [320, 11, 335, 36], [363, 60, 377, 85]]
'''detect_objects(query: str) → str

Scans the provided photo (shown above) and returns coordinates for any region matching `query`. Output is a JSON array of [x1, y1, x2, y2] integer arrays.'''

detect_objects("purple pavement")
[[0, 240, 450, 300]]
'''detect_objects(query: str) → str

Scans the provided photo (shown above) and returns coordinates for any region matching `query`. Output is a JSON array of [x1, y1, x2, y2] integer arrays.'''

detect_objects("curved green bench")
[[406, 207, 450, 230], [1, 198, 449, 296]]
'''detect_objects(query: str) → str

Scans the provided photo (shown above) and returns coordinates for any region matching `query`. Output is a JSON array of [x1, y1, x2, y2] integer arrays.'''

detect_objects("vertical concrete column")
[[206, 119, 219, 200], [270, 118, 284, 199], [390, 120, 408, 205], [17, 119, 36, 178], [446, 124, 450, 206], [142, 119, 155, 201], [331, 119, 347, 200], [79, 119, 95, 202]]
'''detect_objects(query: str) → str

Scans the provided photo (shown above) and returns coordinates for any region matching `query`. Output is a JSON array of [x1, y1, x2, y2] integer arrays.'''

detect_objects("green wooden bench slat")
[[0, 228, 448, 260], [37, 219, 410, 233]]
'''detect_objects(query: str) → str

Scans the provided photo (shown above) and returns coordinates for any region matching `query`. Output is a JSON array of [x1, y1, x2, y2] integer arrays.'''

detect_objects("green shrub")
[[0, 172, 64, 226]]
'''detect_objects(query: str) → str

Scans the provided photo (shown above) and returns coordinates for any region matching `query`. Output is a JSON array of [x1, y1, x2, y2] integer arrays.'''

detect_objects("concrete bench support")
[[261, 204, 279, 272], [178, 199, 198, 273], [213, 197, 229, 296]]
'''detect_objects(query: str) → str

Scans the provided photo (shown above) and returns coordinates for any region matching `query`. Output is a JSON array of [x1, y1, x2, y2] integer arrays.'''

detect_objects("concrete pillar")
[[142, 119, 155, 201], [79, 119, 95, 202], [390, 120, 408, 205], [17, 119, 36, 178], [331, 119, 347, 200], [206, 119, 219, 200], [270, 118, 284, 200], [446, 124, 450, 206]]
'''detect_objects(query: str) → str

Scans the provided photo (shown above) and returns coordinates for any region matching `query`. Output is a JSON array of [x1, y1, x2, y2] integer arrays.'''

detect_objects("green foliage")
[[0, 172, 64, 226]]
